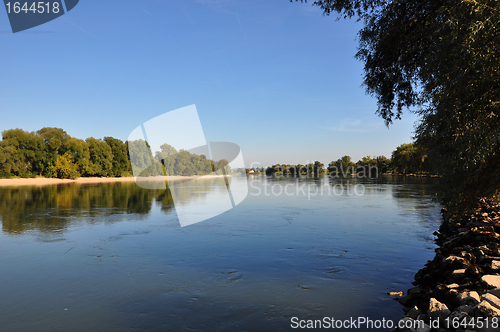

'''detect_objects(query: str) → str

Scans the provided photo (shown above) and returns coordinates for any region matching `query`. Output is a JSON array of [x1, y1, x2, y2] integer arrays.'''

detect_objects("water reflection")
[[0, 178, 230, 234]]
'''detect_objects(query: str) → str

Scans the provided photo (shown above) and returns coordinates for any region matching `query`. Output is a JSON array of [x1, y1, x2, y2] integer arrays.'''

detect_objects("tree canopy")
[[294, 0, 500, 210]]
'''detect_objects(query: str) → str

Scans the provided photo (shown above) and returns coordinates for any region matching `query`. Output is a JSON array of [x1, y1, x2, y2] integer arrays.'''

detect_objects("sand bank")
[[0, 175, 229, 187]]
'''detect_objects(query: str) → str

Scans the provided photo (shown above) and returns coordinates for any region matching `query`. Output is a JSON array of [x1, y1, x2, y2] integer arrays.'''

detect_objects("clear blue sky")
[[0, 0, 419, 167]]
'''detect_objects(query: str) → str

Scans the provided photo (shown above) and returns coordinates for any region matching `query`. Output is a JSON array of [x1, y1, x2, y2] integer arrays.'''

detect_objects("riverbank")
[[0, 175, 229, 187], [392, 199, 500, 331]]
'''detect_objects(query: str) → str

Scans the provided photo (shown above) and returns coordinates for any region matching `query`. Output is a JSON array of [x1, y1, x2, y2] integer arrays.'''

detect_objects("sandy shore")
[[0, 175, 229, 187]]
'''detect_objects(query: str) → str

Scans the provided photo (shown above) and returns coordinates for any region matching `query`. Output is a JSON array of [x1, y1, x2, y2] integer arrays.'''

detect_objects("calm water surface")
[[0, 176, 441, 331]]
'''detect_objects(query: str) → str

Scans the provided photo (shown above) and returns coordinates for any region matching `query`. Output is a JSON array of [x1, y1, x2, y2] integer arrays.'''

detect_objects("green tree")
[[37, 127, 69, 157], [127, 139, 163, 177], [331, 155, 354, 176], [86, 137, 114, 177], [104, 137, 130, 177], [0, 144, 24, 177], [375, 155, 391, 174], [0, 129, 47, 176], [391, 143, 428, 174], [64, 137, 90, 176]]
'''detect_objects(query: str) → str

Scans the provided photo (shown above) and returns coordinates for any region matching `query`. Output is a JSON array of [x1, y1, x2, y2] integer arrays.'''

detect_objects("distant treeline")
[[253, 143, 432, 177], [0, 128, 230, 179]]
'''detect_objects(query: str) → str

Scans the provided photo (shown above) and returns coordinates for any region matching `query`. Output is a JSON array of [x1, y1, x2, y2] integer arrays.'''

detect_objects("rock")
[[416, 324, 430, 332], [447, 310, 469, 323], [428, 298, 451, 319], [406, 306, 422, 320], [465, 265, 482, 277], [487, 288, 500, 298], [481, 293, 500, 311], [453, 269, 466, 275], [492, 260, 500, 270], [446, 283, 460, 289], [444, 255, 468, 267], [482, 275, 500, 288], [408, 286, 426, 295], [476, 299, 500, 317], [457, 291, 480, 305], [397, 295, 414, 306], [455, 304, 474, 314]]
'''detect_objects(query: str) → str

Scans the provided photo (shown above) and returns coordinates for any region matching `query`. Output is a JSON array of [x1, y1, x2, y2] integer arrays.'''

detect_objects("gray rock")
[[455, 304, 474, 314], [406, 306, 422, 320], [444, 255, 467, 266], [482, 275, 500, 288], [487, 288, 500, 298], [416, 324, 430, 332], [448, 310, 469, 323], [446, 283, 460, 289], [452, 269, 466, 275], [481, 293, 500, 311], [428, 298, 451, 319], [457, 291, 481, 305], [476, 300, 500, 317], [492, 260, 500, 270]]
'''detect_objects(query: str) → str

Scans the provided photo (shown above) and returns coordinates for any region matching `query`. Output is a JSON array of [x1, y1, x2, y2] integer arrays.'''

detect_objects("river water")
[[0, 175, 441, 331]]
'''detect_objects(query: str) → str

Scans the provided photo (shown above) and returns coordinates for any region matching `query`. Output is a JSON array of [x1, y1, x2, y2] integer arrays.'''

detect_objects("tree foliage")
[[295, 0, 500, 210], [104, 137, 130, 176], [50, 152, 80, 179], [85, 137, 114, 177], [390, 143, 429, 174]]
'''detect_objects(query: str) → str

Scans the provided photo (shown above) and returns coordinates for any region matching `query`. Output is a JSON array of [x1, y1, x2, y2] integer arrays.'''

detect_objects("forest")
[[0, 127, 230, 179], [257, 142, 432, 177], [0, 127, 431, 180]]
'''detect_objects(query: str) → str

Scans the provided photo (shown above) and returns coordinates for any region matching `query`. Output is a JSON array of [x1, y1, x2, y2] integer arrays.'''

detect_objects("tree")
[[50, 152, 80, 179], [64, 137, 90, 176], [391, 143, 427, 174], [313, 160, 325, 176], [294, 0, 500, 210], [329, 155, 354, 177], [375, 155, 391, 174], [86, 137, 114, 177], [37, 127, 69, 157], [1, 129, 47, 176]]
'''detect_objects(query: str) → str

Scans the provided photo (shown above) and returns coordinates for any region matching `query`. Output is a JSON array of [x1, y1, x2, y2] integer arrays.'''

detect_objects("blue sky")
[[0, 0, 419, 167]]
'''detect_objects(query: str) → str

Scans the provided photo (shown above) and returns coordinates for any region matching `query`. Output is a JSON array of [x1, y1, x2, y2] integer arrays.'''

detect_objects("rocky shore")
[[392, 199, 500, 332]]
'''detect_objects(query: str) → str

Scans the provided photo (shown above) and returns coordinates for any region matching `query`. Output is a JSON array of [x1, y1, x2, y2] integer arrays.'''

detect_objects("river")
[[0, 175, 441, 331]]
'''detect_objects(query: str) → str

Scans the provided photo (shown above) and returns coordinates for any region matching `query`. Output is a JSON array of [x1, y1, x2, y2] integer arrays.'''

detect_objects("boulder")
[[405, 306, 422, 320], [476, 300, 500, 317], [455, 304, 474, 314], [481, 293, 500, 311], [487, 288, 500, 298], [457, 291, 480, 305], [444, 255, 468, 268], [428, 298, 451, 319], [482, 275, 500, 288]]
